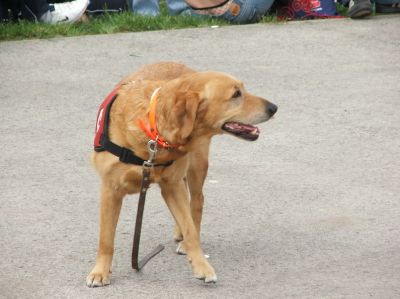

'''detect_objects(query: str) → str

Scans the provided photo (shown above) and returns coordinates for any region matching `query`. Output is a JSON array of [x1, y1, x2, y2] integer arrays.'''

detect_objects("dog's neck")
[[155, 80, 205, 148], [138, 87, 182, 151]]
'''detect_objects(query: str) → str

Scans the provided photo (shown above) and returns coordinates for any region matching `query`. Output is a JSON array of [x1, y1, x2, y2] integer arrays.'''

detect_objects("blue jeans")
[[130, 0, 189, 16], [202, 0, 274, 23], [131, 0, 274, 23]]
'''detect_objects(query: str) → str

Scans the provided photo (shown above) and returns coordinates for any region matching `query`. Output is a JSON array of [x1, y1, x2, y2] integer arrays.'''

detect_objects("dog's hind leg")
[[86, 184, 124, 287], [160, 178, 217, 283]]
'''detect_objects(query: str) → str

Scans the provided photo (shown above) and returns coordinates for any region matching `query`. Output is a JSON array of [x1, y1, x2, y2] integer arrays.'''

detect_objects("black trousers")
[[25, 0, 50, 16], [87, 0, 128, 15], [0, 0, 49, 21]]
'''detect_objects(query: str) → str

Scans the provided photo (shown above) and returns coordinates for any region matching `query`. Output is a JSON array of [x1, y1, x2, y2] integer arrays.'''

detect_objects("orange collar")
[[138, 88, 179, 149]]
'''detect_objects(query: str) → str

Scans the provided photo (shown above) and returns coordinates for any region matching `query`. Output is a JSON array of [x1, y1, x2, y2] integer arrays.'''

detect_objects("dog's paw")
[[176, 242, 187, 255], [86, 271, 111, 288], [176, 242, 210, 259], [191, 259, 217, 283]]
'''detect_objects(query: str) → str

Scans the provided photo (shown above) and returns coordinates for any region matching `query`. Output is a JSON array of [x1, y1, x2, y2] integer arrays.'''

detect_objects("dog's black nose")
[[267, 103, 278, 117]]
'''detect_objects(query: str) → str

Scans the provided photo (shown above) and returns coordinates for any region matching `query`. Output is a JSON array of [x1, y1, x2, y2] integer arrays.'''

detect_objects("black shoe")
[[375, 2, 400, 13], [348, 0, 372, 18]]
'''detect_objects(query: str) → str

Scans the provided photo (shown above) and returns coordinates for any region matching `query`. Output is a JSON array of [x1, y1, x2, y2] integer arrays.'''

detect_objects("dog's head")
[[157, 71, 277, 146]]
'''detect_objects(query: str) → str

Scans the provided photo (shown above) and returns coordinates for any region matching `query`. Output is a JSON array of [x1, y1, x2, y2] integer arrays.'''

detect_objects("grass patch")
[[336, 3, 349, 16], [0, 10, 230, 41]]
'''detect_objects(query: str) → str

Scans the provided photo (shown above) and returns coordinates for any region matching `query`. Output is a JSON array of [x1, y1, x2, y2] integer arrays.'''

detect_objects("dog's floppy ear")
[[172, 90, 200, 141]]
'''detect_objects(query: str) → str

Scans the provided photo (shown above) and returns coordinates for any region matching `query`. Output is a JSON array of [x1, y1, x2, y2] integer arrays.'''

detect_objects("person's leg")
[[189, 0, 274, 23], [219, 0, 275, 23], [23, 0, 50, 17], [251, 0, 275, 11], [0, 0, 10, 22], [130, 0, 160, 15], [87, 0, 128, 16], [167, 0, 191, 15], [375, 0, 400, 13]]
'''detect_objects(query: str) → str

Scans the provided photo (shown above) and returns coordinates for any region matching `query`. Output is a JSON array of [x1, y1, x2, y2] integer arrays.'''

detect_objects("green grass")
[[0, 12, 231, 41], [0, 2, 348, 42]]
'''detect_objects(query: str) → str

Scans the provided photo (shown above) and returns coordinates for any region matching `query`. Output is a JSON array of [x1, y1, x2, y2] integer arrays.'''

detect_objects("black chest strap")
[[100, 135, 174, 167]]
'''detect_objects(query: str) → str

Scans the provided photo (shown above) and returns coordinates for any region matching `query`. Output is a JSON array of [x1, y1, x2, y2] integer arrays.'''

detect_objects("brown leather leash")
[[131, 140, 165, 270]]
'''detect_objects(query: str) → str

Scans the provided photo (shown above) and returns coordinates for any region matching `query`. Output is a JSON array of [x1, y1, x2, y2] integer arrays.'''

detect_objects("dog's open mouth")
[[222, 122, 260, 141]]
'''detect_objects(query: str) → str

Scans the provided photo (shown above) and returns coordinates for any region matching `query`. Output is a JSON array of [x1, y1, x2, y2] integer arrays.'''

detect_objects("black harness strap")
[[100, 136, 146, 165], [100, 136, 173, 167]]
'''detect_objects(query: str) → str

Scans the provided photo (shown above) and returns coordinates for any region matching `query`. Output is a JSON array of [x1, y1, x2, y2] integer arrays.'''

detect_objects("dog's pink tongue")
[[222, 122, 260, 141]]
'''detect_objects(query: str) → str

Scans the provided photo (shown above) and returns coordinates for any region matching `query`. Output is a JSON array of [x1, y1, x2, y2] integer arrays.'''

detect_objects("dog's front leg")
[[187, 144, 210, 237], [174, 143, 210, 242], [86, 184, 124, 287], [160, 179, 217, 283]]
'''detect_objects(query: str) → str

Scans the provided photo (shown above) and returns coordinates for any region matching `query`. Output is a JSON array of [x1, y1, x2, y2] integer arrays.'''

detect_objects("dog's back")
[[119, 62, 195, 85]]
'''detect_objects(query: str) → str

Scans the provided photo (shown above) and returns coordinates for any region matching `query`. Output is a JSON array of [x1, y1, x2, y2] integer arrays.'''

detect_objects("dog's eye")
[[232, 90, 242, 98]]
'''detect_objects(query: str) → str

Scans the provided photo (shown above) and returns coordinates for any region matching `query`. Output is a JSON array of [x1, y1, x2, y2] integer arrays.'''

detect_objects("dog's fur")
[[86, 62, 277, 287]]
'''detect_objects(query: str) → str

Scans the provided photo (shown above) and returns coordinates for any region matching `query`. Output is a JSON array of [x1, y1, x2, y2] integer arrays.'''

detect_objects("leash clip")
[[144, 140, 158, 167]]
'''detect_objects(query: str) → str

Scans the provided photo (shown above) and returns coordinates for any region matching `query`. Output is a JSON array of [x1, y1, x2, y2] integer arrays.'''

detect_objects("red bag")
[[277, 0, 344, 20]]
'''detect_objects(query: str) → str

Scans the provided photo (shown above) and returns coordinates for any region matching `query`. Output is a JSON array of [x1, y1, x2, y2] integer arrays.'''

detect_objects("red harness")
[[94, 86, 119, 151]]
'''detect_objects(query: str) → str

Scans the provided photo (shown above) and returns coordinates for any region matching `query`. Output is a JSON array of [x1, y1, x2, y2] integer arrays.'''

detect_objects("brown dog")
[[86, 62, 277, 287]]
